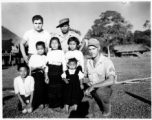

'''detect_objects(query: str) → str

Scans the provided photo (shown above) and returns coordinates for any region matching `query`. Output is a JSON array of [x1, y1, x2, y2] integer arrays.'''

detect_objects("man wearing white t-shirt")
[[20, 15, 51, 63]]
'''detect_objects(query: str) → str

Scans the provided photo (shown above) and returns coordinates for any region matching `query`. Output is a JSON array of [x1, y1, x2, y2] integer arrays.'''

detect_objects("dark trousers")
[[18, 95, 31, 111], [84, 84, 112, 113]]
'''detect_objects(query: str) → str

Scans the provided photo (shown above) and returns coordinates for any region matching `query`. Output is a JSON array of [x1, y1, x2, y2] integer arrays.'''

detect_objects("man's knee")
[[95, 87, 112, 102]]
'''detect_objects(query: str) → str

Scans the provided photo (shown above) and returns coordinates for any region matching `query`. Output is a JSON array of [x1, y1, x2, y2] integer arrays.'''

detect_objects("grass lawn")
[[2, 56, 151, 118]]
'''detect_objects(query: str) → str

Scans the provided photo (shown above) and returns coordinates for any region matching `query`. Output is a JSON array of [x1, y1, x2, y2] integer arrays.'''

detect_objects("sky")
[[1, 1, 151, 38]]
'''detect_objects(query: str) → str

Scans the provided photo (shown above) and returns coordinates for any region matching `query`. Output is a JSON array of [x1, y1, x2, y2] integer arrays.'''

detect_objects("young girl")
[[65, 36, 84, 72], [28, 41, 47, 109], [45, 37, 66, 110], [14, 63, 34, 114], [61, 58, 84, 114]]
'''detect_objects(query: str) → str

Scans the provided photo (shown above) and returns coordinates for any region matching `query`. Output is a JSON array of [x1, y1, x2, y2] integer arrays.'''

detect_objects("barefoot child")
[[45, 37, 66, 111], [28, 41, 47, 109], [14, 63, 34, 114], [62, 58, 84, 114]]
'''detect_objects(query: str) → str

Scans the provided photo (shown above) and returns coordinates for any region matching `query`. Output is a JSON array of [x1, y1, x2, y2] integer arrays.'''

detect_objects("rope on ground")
[[115, 77, 151, 84]]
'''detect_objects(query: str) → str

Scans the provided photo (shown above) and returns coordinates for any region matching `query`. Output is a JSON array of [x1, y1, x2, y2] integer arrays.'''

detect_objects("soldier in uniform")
[[54, 18, 86, 53], [84, 38, 116, 117]]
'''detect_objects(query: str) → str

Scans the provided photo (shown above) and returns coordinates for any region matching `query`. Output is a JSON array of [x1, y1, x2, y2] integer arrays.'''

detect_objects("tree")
[[143, 20, 151, 30], [85, 11, 133, 58]]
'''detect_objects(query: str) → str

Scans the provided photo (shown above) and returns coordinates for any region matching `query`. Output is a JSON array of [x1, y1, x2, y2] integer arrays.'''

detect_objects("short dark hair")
[[49, 37, 62, 50], [68, 58, 78, 64], [32, 15, 43, 24], [36, 41, 45, 49], [17, 63, 29, 72], [68, 37, 80, 50]]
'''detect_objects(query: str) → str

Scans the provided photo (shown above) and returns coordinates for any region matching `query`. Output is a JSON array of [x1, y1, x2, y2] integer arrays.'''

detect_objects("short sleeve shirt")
[[28, 54, 46, 68], [53, 31, 82, 53], [45, 50, 66, 72], [23, 29, 51, 54], [14, 76, 35, 97], [85, 54, 116, 85]]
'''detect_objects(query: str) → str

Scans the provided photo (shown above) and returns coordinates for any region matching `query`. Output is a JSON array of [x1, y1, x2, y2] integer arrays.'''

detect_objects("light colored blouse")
[[28, 54, 46, 68], [45, 50, 66, 72], [14, 76, 35, 97]]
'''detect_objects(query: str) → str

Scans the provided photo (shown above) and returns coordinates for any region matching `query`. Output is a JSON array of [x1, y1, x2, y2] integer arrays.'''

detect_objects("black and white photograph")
[[2, 1, 151, 118]]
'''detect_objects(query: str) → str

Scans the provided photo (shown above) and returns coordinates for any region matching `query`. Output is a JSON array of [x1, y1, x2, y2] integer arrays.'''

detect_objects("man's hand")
[[85, 86, 94, 95]]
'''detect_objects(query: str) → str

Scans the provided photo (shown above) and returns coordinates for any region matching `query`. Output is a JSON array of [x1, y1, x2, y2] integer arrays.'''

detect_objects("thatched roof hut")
[[113, 44, 150, 53], [2, 26, 21, 51]]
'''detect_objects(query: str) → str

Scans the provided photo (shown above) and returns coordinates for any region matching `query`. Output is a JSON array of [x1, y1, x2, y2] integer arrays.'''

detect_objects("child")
[[45, 37, 66, 110], [65, 36, 84, 72], [61, 58, 84, 114], [14, 63, 34, 114], [28, 41, 47, 109]]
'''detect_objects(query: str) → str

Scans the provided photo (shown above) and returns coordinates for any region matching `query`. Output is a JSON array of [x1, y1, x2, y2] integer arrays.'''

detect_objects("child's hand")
[[63, 78, 69, 84], [45, 76, 49, 84], [80, 84, 84, 89]]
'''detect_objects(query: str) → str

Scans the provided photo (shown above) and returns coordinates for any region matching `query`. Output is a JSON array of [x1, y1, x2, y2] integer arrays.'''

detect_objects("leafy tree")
[[143, 20, 151, 30], [85, 11, 133, 58]]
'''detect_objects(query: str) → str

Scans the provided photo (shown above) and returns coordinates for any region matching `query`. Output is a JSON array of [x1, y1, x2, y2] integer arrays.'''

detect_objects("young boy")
[[14, 63, 34, 114], [28, 41, 47, 109]]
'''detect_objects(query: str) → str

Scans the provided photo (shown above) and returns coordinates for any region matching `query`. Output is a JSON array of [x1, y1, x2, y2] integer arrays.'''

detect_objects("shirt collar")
[[89, 54, 105, 68]]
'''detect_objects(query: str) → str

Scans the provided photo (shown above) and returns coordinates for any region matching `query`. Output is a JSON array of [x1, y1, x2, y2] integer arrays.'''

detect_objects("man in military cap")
[[55, 18, 86, 53], [84, 38, 116, 117]]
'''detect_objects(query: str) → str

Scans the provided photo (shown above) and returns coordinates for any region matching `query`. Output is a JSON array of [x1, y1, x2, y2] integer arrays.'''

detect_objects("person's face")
[[51, 39, 59, 50], [68, 61, 77, 70], [69, 41, 77, 51], [88, 46, 100, 58], [36, 45, 45, 55], [19, 67, 28, 78], [60, 24, 69, 34], [33, 19, 43, 32]]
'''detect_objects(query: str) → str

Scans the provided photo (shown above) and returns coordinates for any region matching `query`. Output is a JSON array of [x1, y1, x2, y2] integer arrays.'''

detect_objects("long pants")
[[18, 95, 31, 111], [84, 84, 112, 113]]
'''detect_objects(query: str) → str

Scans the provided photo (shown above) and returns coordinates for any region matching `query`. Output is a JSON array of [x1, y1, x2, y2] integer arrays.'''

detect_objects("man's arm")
[[20, 39, 28, 63], [85, 75, 115, 94], [92, 75, 115, 88]]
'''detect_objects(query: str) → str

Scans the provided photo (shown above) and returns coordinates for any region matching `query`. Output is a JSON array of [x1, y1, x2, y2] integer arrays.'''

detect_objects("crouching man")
[[84, 38, 116, 117]]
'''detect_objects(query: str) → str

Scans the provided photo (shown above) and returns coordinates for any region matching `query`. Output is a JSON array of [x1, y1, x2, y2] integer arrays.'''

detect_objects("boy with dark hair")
[[28, 41, 47, 109], [14, 63, 34, 114]]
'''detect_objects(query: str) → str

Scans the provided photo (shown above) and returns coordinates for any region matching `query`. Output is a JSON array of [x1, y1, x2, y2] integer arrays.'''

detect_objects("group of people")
[[13, 15, 116, 117]]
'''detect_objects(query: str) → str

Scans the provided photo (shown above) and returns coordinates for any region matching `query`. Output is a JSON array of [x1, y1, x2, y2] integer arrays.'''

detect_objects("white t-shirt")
[[23, 29, 51, 54], [14, 76, 35, 97], [53, 31, 82, 53], [45, 50, 66, 72], [65, 50, 84, 72], [28, 54, 46, 68]]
